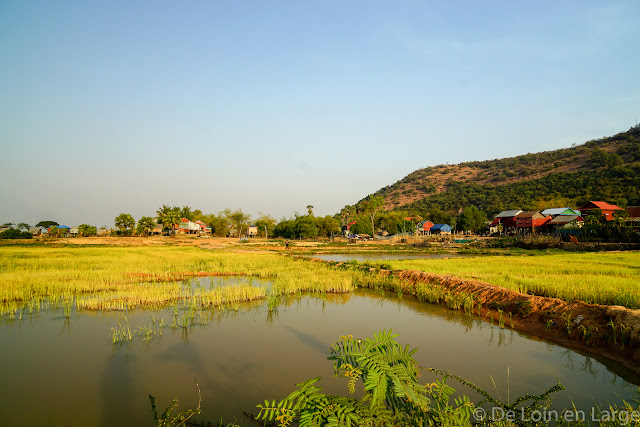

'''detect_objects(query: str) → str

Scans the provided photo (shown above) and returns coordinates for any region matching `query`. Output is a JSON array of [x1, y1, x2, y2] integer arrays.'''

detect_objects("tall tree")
[[48, 225, 60, 238], [340, 205, 355, 227], [294, 215, 318, 239], [306, 205, 314, 216], [456, 205, 488, 234], [36, 220, 59, 229], [77, 224, 97, 237], [136, 216, 155, 237], [203, 212, 230, 237], [227, 209, 251, 241], [317, 215, 341, 238], [17, 222, 30, 231], [180, 205, 194, 221], [255, 213, 276, 238], [358, 196, 385, 237], [273, 218, 295, 239], [156, 205, 181, 237], [114, 213, 135, 235]]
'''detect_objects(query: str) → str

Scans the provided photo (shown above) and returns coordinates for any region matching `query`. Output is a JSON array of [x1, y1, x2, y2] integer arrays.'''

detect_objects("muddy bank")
[[313, 254, 640, 375], [385, 269, 640, 374]]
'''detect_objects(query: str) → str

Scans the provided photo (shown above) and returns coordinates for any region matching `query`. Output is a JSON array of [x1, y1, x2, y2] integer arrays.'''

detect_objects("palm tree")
[[156, 205, 181, 237], [180, 205, 194, 221], [136, 216, 155, 237]]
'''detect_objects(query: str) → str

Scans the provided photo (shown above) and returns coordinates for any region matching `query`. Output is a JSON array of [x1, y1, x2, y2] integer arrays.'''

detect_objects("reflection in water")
[[59, 316, 72, 336], [284, 326, 331, 354], [266, 307, 278, 326], [100, 352, 136, 426], [0, 288, 639, 426]]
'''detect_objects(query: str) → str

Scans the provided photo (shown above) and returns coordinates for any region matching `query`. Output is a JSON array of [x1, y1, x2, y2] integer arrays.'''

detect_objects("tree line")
[[2, 199, 491, 241]]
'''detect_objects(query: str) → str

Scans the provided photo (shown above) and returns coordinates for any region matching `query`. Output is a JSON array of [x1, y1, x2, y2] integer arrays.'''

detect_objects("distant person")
[[285, 240, 289, 250]]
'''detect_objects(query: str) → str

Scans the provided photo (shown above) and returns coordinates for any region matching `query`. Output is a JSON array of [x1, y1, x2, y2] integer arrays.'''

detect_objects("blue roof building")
[[430, 224, 452, 234]]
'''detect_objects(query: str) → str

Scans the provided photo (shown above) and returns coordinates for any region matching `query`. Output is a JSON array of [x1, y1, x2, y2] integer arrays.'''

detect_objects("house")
[[515, 212, 550, 230], [490, 210, 523, 229], [247, 225, 258, 237], [97, 228, 110, 237], [625, 206, 640, 226], [546, 214, 584, 229], [578, 201, 623, 221], [545, 214, 584, 239], [342, 220, 357, 236], [69, 226, 79, 237], [195, 220, 212, 234], [541, 207, 581, 217], [416, 220, 434, 235], [29, 227, 41, 237], [430, 224, 452, 234], [178, 218, 200, 234]]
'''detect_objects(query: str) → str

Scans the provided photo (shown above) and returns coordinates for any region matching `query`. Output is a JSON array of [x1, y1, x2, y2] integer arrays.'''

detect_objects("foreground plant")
[[149, 379, 201, 427], [255, 330, 564, 426]]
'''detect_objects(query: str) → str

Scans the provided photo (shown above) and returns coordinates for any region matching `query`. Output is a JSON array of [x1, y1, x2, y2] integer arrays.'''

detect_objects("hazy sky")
[[1, 1, 638, 227]]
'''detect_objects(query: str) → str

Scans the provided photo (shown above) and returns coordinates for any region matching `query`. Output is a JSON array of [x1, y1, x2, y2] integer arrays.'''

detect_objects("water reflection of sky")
[[0, 288, 637, 426]]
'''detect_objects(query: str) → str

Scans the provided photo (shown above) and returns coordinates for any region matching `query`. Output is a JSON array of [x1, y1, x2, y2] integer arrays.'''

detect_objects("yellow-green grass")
[[384, 252, 640, 308], [0, 246, 355, 314]]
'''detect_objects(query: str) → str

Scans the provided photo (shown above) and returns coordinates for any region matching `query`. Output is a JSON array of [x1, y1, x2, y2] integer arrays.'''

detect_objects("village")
[[4, 200, 638, 244]]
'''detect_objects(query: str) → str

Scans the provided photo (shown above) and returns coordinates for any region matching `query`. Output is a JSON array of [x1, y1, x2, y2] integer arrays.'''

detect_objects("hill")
[[368, 126, 640, 216]]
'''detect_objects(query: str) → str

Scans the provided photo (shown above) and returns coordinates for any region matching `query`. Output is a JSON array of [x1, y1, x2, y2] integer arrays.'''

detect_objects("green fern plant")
[[255, 330, 565, 427], [256, 330, 473, 426]]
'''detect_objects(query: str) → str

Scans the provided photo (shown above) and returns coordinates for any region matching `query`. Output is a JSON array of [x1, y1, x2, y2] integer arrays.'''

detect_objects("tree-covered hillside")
[[367, 126, 640, 216]]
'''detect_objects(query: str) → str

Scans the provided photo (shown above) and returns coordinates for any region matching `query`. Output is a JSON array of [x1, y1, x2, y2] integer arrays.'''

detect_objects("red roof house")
[[578, 201, 623, 221], [416, 220, 434, 234]]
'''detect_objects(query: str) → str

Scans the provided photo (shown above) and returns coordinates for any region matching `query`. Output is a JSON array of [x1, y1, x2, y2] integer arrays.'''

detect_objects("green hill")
[[369, 126, 640, 216]]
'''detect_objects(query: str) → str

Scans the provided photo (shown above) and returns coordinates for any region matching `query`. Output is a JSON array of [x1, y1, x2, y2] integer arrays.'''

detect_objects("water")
[[0, 288, 637, 426], [305, 253, 472, 262]]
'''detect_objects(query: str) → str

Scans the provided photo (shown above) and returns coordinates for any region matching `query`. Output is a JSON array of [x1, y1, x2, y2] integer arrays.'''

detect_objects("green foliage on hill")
[[403, 164, 640, 216], [370, 126, 640, 216]]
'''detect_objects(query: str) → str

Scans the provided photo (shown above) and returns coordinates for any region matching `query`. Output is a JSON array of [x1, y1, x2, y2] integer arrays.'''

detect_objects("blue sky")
[[1, 1, 638, 227]]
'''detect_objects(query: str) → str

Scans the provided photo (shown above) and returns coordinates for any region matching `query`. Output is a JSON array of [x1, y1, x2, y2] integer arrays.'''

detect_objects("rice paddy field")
[[2, 244, 640, 425], [383, 251, 640, 308], [0, 246, 362, 316]]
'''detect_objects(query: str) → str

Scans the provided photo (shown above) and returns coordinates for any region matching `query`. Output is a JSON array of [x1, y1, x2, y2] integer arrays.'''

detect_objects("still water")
[[0, 288, 637, 426], [306, 253, 471, 262]]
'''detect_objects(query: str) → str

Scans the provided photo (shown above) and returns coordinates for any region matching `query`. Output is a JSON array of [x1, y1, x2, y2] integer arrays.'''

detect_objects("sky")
[[1, 1, 639, 228]]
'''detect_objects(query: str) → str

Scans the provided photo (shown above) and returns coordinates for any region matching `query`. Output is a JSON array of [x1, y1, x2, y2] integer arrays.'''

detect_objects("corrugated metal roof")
[[515, 211, 544, 219], [541, 207, 580, 216], [416, 220, 434, 228], [548, 214, 582, 225], [430, 224, 452, 231], [496, 209, 522, 218], [580, 201, 622, 211]]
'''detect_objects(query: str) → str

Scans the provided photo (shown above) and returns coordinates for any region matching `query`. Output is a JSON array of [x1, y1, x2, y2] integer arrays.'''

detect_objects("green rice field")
[[384, 251, 640, 308], [0, 246, 359, 314]]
